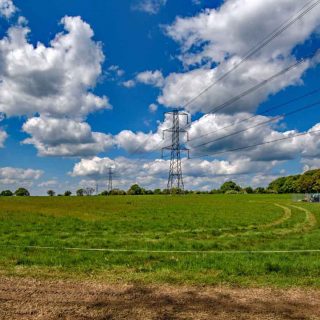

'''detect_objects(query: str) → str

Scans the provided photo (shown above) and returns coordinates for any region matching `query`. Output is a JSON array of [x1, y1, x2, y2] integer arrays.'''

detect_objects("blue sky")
[[1, 0, 320, 194]]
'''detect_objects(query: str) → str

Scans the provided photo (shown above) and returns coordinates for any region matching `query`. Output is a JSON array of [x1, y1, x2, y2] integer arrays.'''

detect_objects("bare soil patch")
[[0, 277, 319, 319]]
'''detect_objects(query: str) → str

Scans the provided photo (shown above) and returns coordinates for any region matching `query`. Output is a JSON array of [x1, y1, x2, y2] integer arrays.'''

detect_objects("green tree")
[[282, 176, 299, 193], [244, 186, 253, 194], [296, 175, 314, 193], [0, 190, 13, 196], [254, 187, 265, 194], [220, 181, 241, 193], [268, 177, 287, 193], [76, 188, 85, 196], [267, 169, 320, 194], [110, 189, 126, 195], [310, 170, 320, 193], [170, 187, 184, 195], [47, 190, 55, 197], [127, 184, 143, 195], [15, 188, 30, 196], [312, 179, 320, 193], [64, 190, 72, 196], [84, 187, 95, 196]]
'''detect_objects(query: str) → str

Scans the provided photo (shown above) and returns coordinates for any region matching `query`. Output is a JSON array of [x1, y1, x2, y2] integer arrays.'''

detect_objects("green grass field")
[[0, 194, 320, 287]]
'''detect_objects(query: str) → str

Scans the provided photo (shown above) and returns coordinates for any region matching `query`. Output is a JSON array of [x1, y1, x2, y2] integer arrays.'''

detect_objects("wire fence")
[[292, 193, 320, 203]]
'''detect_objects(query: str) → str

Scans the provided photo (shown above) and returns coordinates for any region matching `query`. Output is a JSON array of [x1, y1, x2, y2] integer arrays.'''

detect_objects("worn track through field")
[[223, 204, 318, 238], [152, 203, 292, 237], [0, 277, 319, 320], [159, 203, 299, 239], [290, 205, 318, 231]]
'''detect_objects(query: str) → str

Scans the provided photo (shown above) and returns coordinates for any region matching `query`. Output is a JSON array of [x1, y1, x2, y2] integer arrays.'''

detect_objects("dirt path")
[[0, 277, 319, 320]]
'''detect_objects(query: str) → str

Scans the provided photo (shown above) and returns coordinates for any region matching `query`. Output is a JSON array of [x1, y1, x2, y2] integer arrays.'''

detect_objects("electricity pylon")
[[107, 167, 113, 192], [162, 109, 190, 193], [95, 182, 99, 195]]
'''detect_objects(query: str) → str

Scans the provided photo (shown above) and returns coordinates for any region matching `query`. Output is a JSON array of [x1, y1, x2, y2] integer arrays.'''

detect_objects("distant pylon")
[[162, 109, 190, 193], [95, 182, 99, 195], [108, 167, 113, 192]]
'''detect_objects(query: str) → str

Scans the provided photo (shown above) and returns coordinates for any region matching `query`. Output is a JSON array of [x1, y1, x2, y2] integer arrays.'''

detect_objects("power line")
[[121, 1, 320, 158], [129, 122, 190, 158], [190, 100, 320, 150], [182, 0, 320, 110], [191, 128, 320, 159], [128, 50, 317, 159], [204, 53, 316, 115], [188, 87, 320, 143]]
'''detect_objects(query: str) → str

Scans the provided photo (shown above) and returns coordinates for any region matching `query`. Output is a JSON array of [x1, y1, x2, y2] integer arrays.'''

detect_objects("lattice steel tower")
[[162, 109, 190, 192], [95, 182, 99, 195], [107, 167, 113, 192]]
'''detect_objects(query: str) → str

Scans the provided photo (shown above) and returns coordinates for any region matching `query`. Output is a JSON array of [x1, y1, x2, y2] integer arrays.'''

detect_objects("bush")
[[225, 190, 239, 194], [210, 189, 222, 194], [110, 189, 126, 195], [266, 189, 278, 194]]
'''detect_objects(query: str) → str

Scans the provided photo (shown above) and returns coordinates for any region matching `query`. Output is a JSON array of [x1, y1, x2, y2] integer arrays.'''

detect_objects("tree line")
[[0, 182, 276, 196], [2, 169, 319, 197], [0, 188, 30, 197], [267, 169, 320, 194]]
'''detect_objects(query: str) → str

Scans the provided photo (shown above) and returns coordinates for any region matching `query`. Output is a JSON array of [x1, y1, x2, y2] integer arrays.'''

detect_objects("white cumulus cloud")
[[0, 167, 43, 187], [71, 155, 280, 190], [136, 70, 164, 87], [123, 70, 164, 89], [0, 15, 114, 157], [158, 0, 320, 114], [149, 103, 158, 113], [122, 80, 136, 88], [22, 117, 114, 157], [0, 128, 7, 147], [0, 16, 110, 118], [38, 180, 58, 188], [132, 0, 167, 14], [0, 0, 16, 18]]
